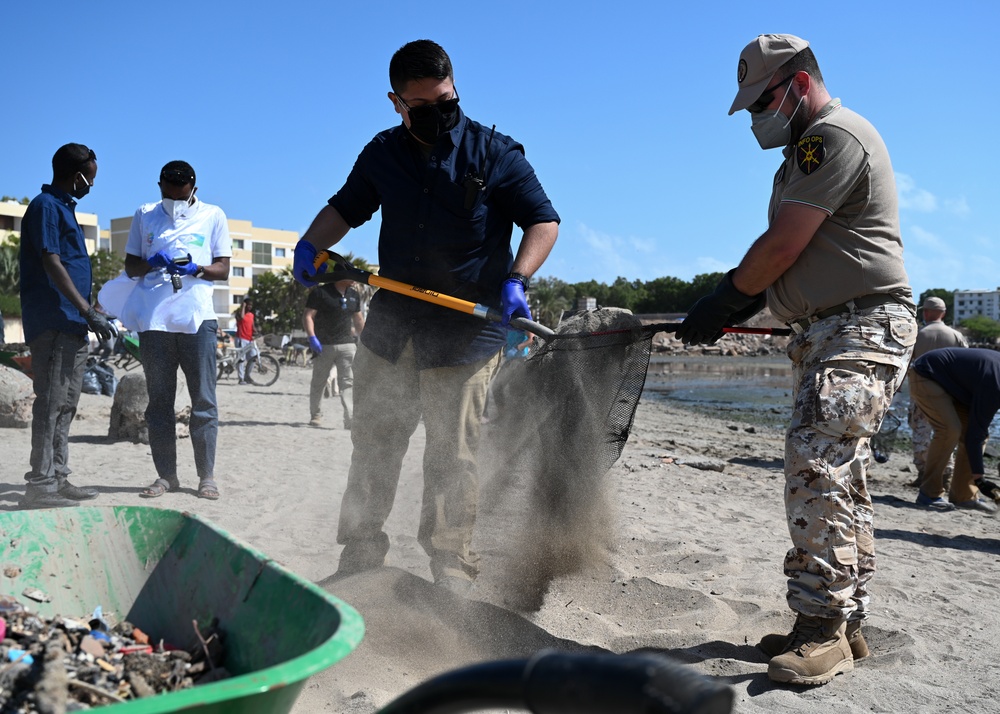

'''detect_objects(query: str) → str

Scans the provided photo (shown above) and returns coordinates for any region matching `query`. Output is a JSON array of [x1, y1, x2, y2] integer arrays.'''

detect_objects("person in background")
[[18, 143, 116, 509], [294, 40, 559, 594], [303, 277, 364, 429], [907, 296, 967, 489], [233, 297, 259, 385], [678, 35, 917, 685], [910, 348, 1000, 513], [504, 328, 535, 360], [122, 160, 231, 501]]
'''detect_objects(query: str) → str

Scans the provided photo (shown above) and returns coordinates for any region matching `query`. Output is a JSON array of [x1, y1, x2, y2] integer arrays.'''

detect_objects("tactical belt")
[[787, 294, 901, 334]]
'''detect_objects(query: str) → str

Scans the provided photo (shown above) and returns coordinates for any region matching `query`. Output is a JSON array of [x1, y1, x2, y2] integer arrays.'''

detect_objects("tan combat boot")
[[759, 618, 868, 659], [767, 614, 854, 685]]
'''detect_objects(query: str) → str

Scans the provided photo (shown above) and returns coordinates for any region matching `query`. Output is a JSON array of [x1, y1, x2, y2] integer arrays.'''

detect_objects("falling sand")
[[477, 308, 649, 611]]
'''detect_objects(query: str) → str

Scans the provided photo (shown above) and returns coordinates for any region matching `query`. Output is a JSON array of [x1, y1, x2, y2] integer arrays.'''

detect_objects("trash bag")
[[82, 358, 118, 397], [81, 368, 101, 395]]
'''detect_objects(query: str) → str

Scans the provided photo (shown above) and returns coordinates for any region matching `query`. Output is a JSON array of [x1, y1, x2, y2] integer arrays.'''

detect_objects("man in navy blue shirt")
[[19, 143, 117, 509], [295, 40, 559, 594], [910, 347, 1000, 512]]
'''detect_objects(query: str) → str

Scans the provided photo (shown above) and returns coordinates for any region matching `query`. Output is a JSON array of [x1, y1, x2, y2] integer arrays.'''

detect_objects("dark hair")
[[778, 47, 825, 88], [52, 143, 96, 180], [159, 160, 197, 186], [389, 40, 453, 95]]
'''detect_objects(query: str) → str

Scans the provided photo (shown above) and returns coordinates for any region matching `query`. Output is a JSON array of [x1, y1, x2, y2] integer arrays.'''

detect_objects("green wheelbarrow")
[[0, 506, 364, 713]]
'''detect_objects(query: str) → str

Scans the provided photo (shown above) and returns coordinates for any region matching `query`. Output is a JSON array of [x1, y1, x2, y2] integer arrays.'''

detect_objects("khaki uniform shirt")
[[911, 320, 968, 362], [766, 100, 914, 324]]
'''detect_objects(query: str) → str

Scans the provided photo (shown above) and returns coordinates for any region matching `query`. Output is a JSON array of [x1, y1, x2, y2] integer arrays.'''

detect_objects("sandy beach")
[[1, 353, 999, 713]]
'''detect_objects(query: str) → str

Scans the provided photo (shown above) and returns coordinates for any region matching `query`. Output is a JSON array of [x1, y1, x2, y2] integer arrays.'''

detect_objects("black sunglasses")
[[77, 148, 97, 169], [395, 91, 460, 114], [161, 168, 195, 185], [748, 74, 794, 114]]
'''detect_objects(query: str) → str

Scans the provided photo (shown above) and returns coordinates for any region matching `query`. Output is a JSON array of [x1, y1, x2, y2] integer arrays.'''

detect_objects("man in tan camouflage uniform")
[[907, 296, 967, 490], [677, 35, 917, 685]]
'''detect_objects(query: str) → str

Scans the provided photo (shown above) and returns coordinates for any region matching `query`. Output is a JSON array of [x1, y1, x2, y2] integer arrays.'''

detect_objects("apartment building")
[[1, 199, 104, 252], [953, 288, 1000, 325], [110, 215, 298, 329]]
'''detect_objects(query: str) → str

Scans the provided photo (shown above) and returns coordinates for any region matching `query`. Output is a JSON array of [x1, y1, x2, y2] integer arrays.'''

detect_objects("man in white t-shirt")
[[122, 161, 232, 501]]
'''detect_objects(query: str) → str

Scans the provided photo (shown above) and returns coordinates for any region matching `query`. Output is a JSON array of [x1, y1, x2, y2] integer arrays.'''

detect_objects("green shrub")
[[0, 292, 20, 317]]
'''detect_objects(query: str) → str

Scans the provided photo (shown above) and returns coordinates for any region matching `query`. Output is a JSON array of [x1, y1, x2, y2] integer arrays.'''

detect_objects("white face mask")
[[750, 81, 804, 150], [162, 188, 196, 221]]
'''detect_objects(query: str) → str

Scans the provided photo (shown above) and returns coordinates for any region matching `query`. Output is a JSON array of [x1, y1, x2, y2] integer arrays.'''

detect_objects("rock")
[[109, 372, 149, 444], [677, 457, 727, 472], [0, 365, 34, 429], [109, 372, 193, 443]]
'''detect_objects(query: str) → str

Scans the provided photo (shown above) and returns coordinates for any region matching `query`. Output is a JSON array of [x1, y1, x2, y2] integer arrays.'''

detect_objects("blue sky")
[[4, 1, 996, 300]]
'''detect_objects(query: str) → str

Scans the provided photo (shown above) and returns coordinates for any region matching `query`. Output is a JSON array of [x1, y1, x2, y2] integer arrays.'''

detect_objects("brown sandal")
[[139, 478, 180, 499], [197, 479, 220, 500]]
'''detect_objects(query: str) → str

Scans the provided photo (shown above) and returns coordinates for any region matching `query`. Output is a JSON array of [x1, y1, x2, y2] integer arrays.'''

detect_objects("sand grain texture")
[[0, 360, 997, 712]]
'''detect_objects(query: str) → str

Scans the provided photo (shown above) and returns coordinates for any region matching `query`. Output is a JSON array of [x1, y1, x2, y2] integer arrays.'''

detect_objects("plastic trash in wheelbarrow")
[[0, 505, 364, 713]]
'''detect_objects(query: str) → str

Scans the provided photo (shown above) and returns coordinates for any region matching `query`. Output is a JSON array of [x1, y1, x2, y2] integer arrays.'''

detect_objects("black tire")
[[247, 354, 280, 387]]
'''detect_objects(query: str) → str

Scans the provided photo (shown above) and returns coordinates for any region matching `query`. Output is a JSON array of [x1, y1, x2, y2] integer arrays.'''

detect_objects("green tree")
[[90, 249, 124, 297], [603, 276, 647, 311], [571, 279, 609, 308], [636, 276, 689, 313], [1, 196, 29, 205], [0, 241, 18, 295], [246, 268, 308, 336], [959, 315, 1000, 343], [917, 288, 953, 315], [531, 276, 571, 327], [680, 272, 726, 311]]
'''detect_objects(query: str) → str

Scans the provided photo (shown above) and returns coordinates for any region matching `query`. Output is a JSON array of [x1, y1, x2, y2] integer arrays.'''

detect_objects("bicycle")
[[217, 337, 280, 386]]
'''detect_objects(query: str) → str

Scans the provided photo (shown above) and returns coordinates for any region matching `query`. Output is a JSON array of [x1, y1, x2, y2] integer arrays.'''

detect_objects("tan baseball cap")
[[729, 34, 810, 115], [922, 296, 947, 310]]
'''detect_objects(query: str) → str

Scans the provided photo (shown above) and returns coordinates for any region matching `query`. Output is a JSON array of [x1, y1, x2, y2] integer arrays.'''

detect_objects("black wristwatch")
[[194, 267, 206, 280], [505, 272, 529, 291]]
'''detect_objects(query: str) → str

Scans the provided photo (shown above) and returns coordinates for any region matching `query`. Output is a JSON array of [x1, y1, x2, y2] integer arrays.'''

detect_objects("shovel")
[[307, 250, 792, 339], [309, 250, 556, 338]]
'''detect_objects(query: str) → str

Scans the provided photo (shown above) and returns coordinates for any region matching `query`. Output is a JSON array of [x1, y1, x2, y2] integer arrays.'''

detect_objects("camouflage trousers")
[[784, 304, 916, 620], [908, 395, 955, 484]]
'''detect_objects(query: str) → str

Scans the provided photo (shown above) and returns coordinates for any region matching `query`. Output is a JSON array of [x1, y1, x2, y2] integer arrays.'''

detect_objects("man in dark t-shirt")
[[303, 279, 364, 429], [910, 348, 1000, 512]]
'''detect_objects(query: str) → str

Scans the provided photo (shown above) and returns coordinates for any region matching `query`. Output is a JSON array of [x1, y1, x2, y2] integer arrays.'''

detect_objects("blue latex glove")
[[309, 335, 323, 354], [500, 278, 532, 327], [147, 250, 173, 269], [294, 239, 328, 287], [166, 254, 199, 276]]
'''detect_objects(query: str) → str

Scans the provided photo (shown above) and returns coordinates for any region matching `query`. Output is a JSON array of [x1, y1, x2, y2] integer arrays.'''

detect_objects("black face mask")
[[405, 97, 460, 145], [71, 171, 93, 200]]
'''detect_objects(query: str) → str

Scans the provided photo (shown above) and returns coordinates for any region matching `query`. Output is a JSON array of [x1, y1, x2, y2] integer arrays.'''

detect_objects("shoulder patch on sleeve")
[[796, 135, 826, 175]]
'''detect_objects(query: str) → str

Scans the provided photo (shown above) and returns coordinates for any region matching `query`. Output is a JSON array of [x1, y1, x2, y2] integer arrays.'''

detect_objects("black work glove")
[[84, 307, 119, 343], [977, 478, 1000, 503], [675, 269, 765, 346]]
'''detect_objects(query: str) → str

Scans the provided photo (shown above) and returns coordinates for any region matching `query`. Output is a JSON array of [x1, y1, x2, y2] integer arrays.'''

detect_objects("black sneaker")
[[19, 490, 79, 510], [59, 482, 99, 500]]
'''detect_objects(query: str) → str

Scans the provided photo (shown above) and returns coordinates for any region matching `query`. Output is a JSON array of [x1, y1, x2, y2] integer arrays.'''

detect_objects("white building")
[[1, 198, 104, 252], [953, 288, 1000, 325]]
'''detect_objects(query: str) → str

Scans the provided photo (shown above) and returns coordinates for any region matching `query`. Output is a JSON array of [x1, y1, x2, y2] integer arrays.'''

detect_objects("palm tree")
[[0, 241, 19, 295]]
